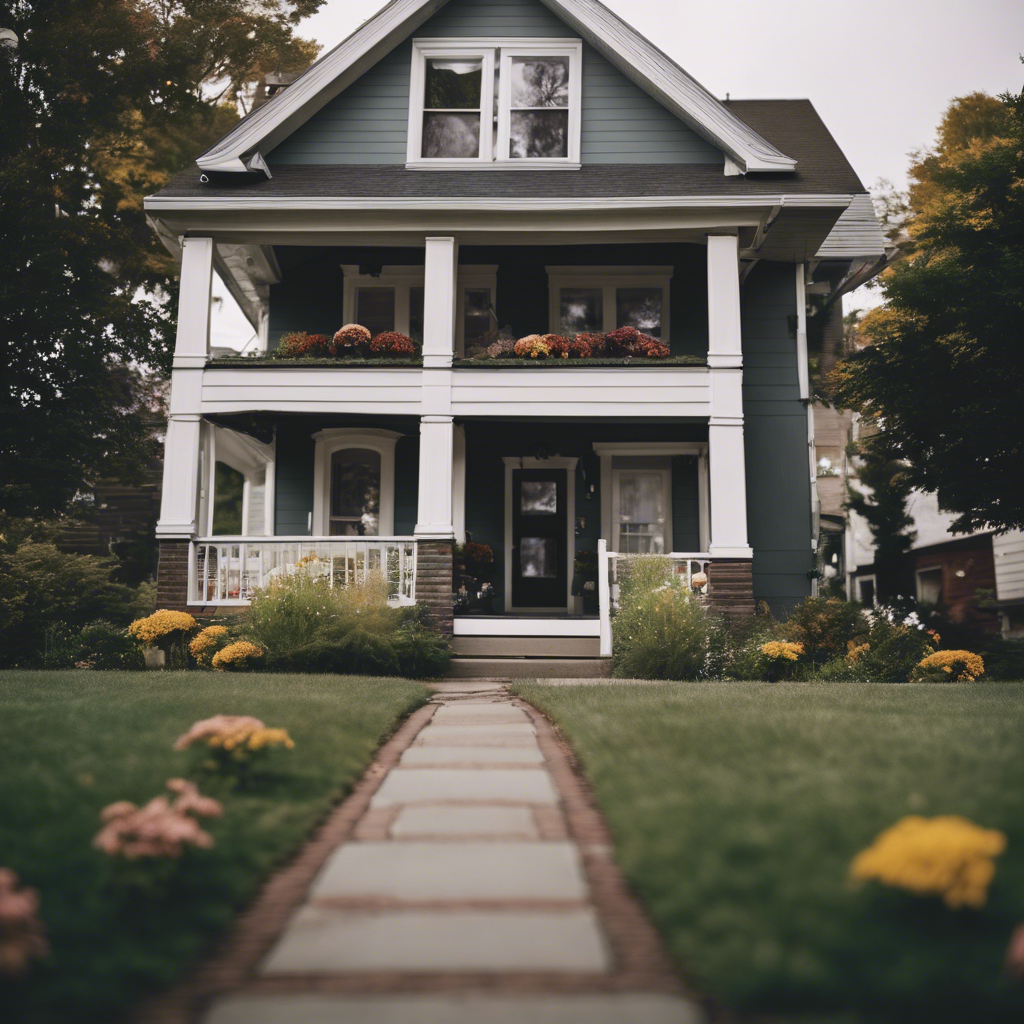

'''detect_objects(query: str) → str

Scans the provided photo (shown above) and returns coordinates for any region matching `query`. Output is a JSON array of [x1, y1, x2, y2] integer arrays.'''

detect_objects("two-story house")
[[144, 0, 888, 671]]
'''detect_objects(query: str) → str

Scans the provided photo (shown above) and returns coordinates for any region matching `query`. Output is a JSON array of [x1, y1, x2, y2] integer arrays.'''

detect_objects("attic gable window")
[[408, 39, 582, 168]]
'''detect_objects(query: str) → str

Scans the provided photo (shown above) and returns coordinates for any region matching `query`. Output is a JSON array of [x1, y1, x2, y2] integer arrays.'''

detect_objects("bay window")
[[408, 39, 582, 167], [546, 266, 673, 338]]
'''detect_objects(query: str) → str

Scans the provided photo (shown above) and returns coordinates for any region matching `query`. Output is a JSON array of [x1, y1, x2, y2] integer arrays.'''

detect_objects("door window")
[[329, 448, 381, 536]]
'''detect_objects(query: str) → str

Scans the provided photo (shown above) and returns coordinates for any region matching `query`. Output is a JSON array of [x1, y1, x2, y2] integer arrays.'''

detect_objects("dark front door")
[[511, 468, 568, 609]]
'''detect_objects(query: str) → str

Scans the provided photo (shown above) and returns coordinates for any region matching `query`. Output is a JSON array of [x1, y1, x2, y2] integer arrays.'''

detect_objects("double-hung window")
[[342, 264, 497, 353], [546, 266, 673, 338], [408, 39, 582, 167]]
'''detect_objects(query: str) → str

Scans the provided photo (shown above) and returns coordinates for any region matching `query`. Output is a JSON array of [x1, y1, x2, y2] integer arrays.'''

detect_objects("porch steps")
[[451, 636, 601, 658], [447, 657, 613, 679]]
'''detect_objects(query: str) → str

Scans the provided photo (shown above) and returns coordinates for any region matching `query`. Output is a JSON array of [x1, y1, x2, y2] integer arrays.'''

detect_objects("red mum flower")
[[369, 331, 416, 355]]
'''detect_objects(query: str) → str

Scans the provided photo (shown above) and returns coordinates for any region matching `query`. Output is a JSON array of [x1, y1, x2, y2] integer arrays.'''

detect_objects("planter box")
[[144, 648, 166, 670]]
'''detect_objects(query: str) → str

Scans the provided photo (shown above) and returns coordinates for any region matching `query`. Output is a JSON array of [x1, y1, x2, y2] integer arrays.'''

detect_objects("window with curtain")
[[616, 470, 667, 554], [329, 448, 381, 536]]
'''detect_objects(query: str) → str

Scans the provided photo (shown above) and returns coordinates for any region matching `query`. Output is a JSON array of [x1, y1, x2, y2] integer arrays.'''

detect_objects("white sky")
[[211, 0, 1024, 347]]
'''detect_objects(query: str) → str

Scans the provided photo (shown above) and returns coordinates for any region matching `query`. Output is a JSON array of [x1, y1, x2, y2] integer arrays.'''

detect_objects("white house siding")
[[994, 530, 1024, 602]]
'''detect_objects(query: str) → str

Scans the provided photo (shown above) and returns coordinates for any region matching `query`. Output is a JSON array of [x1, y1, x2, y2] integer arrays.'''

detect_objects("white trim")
[[495, 40, 583, 167], [592, 441, 708, 555], [915, 565, 943, 606], [502, 456, 578, 613], [192, 0, 795, 175], [312, 428, 401, 537], [407, 40, 496, 166], [147, 194, 852, 213], [854, 573, 877, 608], [546, 265, 673, 337], [795, 263, 810, 401], [611, 462, 673, 555], [454, 617, 599, 637], [207, 424, 275, 537], [453, 423, 466, 544]]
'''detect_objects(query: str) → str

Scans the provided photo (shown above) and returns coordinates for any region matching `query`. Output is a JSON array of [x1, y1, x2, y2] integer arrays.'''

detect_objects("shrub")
[[128, 610, 197, 648], [541, 334, 571, 358], [75, 621, 145, 670], [235, 570, 450, 677], [613, 557, 729, 680], [913, 650, 985, 682], [782, 596, 869, 667], [821, 610, 939, 682], [513, 334, 550, 358], [211, 641, 264, 672], [369, 331, 416, 356], [723, 613, 788, 679], [0, 868, 49, 978], [0, 542, 139, 666], [759, 640, 805, 681], [330, 323, 371, 354]]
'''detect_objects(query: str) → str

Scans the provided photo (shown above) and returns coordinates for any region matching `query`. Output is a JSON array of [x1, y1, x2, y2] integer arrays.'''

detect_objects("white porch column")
[[173, 236, 215, 368], [415, 416, 455, 539], [422, 236, 458, 369], [157, 236, 215, 539], [156, 415, 203, 539], [707, 234, 752, 558]]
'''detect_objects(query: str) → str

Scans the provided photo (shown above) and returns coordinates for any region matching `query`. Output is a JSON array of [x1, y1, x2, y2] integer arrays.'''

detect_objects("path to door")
[[193, 681, 703, 1024]]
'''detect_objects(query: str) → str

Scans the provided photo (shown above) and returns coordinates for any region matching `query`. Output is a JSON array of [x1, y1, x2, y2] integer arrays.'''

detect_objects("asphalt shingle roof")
[[151, 99, 865, 202]]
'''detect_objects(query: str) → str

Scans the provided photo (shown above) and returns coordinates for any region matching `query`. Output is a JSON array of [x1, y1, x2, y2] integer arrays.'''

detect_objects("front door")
[[511, 468, 568, 609]]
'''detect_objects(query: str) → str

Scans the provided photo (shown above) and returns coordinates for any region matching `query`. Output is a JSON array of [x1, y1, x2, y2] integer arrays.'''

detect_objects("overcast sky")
[[213, 0, 1024, 347]]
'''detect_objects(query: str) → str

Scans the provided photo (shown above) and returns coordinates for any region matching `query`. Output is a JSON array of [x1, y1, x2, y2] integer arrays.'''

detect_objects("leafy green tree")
[[0, 1, 321, 520], [828, 88, 1024, 534]]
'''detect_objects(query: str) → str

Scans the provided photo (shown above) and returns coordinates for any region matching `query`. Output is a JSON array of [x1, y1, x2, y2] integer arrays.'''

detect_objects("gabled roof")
[[196, 0, 797, 175]]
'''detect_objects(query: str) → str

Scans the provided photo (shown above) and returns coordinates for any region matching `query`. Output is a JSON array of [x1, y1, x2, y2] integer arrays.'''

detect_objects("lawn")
[[0, 670, 428, 1024], [512, 681, 1024, 1023]]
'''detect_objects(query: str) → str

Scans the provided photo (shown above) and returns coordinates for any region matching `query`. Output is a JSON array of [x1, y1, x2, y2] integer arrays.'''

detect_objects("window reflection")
[[521, 537, 556, 577], [330, 448, 381, 536], [521, 480, 558, 514]]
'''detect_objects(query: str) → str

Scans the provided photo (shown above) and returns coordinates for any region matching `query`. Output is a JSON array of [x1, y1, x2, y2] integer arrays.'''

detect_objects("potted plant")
[[572, 549, 599, 614], [453, 541, 495, 613]]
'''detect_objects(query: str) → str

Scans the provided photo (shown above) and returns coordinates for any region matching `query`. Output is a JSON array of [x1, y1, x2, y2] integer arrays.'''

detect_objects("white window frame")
[[593, 442, 709, 554], [915, 565, 943, 606], [545, 266, 673, 338], [611, 463, 673, 556], [343, 264, 496, 355], [407, 38, 582, 169], [854, 573, 877, 608], [312, 428, 401, 538]]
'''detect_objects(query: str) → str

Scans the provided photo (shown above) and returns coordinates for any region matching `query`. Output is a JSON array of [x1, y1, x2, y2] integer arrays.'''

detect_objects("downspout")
[[796, 263, 819, 594]]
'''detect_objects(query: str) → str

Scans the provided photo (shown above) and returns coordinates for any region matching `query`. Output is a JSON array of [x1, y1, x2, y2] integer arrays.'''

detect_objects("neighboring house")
[[847, 488, 1024, 637], [143, 0, 888, 668]]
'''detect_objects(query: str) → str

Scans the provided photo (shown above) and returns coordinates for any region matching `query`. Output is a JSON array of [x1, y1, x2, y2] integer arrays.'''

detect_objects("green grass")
[[511, 681, 1024, 1022], [0, 670, 428, 1024]]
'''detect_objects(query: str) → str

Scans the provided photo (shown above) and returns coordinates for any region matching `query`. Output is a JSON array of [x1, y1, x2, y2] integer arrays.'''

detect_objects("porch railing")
[[191, 537, 418, 606], [597, 539, 711, 657]]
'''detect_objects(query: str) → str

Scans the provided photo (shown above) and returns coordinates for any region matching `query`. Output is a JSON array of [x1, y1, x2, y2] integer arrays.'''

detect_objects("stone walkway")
[[196, 681, 703, 1024]]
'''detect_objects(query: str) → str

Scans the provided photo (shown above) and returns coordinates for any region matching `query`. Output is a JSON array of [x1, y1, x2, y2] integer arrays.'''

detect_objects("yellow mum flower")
[[128, 610, 198, 648], [189, 625, 229, 665], [760, 640, 804, 662], [851, 815, 1006, 908], [211, 641, 264, 672], [914, 650, 985, 682]]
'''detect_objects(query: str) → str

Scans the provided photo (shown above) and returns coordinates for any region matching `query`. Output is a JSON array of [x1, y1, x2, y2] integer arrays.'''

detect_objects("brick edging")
[[130, 702, 439, 1024]]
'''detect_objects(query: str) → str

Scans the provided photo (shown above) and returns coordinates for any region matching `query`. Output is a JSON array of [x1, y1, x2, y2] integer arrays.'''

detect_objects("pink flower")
[[173, 714, 265, 750], [0, 869, 48, 977]]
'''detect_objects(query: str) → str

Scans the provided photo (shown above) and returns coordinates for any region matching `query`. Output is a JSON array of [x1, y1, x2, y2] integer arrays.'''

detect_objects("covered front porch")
[[183, 413, 739, 658]]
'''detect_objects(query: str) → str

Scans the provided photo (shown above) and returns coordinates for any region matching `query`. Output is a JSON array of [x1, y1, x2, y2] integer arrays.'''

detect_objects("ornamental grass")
[[850, 815, 1006, 908], [0, 869, 48, 978]]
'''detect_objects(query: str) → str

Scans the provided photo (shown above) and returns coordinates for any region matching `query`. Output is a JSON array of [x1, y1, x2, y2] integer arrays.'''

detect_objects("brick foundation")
[[708, 558, 755, 619], [415, 539, 454, 636], [156, 540, 191, 611]]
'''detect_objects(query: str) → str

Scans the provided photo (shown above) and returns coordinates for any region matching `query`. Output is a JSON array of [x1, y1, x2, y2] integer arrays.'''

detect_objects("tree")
[[0, 1, 321, 521], [827, 87, 1024, 535]]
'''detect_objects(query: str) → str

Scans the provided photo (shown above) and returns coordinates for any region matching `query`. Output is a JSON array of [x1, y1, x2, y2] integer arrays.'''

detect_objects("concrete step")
[[452, 636, 601, 658], [447, 657, 613, 679]]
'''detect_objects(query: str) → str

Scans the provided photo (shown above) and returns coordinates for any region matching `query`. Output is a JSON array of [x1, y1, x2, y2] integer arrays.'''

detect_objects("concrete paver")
[[413, 725, 538, 746], [205, 992, 701, 1024], [399, 745, 544, 766], [390, 804, 539, 838], [309, 841, 588, 901], [371, 768, 558, 807], [261, 907, 610, 973]]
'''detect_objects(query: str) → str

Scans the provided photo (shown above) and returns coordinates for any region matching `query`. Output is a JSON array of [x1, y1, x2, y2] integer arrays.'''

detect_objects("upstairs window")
[[546, 267, 673, 338], [408, 39, 582, 167]]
